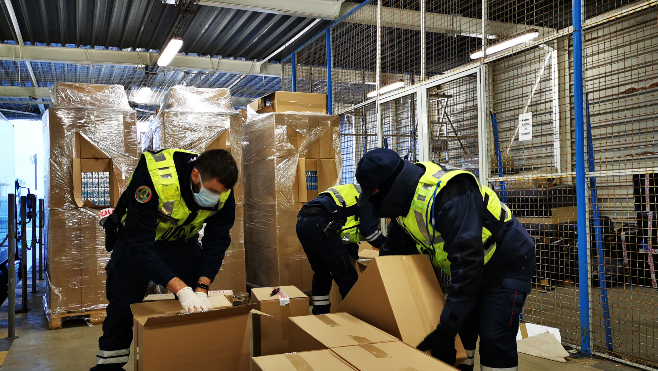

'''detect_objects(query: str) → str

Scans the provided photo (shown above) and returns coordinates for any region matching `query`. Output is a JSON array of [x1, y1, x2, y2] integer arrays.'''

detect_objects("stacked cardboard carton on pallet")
[[145, 85, 247, 297], [243, 92, 341, 290], [43, 83, 139, 319]]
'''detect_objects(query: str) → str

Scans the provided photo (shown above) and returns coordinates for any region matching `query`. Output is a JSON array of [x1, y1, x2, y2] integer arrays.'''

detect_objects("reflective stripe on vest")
[[320, 184, 363, 244], [396, 162, 511, 275], [139, 149, 231, 242]]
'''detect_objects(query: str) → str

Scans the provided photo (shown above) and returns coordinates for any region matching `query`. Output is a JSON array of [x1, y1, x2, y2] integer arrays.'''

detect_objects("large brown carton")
[[331, 341, 458, 371], [289, 313, 398, 353], [252, 286, 309, 355], [336, 255, 467, 366], [52, 82, 132, 110], [250, 92, 327, 114], [46, 210, 83, 312], [253, 350, 357, 371], [163, 86, 231, 111], [131, 299, 258, 371]]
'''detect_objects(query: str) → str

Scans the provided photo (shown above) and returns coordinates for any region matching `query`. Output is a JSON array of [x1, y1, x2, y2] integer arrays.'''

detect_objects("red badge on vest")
[[135, 186, 152, 203]]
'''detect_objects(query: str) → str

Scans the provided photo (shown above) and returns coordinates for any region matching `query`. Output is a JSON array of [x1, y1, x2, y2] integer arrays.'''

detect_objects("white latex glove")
[[176, 287, 212, 313]]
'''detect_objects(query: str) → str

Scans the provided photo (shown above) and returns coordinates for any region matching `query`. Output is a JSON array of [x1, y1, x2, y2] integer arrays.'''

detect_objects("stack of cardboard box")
[[43, 82, 139, 315], [242, 92, 340, 290], [147, 85, 247, 297]]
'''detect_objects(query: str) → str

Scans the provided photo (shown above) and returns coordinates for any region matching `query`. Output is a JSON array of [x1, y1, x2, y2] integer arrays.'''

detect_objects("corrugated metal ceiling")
[[0, 0, 331, 61]]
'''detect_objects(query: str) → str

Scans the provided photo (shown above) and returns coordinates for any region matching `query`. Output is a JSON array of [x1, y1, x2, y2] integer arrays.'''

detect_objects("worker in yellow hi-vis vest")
[[355, 148, 535, 371], [90, 149, 238, 371]]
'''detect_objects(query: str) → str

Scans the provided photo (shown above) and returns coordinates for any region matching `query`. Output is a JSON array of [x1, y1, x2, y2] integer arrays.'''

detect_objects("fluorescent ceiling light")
[[470, 30, 539, 59], [157, 38, 184, 67], [132, 87, 153, 104], [367, 81, 405, 98]]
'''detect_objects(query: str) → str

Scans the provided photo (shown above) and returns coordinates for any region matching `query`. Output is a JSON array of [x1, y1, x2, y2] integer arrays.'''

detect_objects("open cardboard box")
[[72, 133, 120, 208], [289, 313, 398, 353], [131, 299, 267, 371], [251, 286, 309, 356], [336, 255, 467, 367]]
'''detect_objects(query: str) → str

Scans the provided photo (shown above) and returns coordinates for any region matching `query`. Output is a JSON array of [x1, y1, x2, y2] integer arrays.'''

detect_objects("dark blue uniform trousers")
[[296, 215, 359, 314], [457, 219, 536, 371], [91, 239, 201, 370]]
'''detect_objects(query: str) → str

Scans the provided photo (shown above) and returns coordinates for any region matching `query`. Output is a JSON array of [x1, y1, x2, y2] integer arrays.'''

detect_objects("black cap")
[[355, 148, 402, 206]]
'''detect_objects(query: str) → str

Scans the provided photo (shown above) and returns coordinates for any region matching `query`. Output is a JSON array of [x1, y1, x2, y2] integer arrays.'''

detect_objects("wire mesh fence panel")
[[282, 57, 294, 92], [583, 4, 658, 367], [296, 36, 328, 94], [381, 93, 418, 162], [428, 74, 479, 175], [486, 33, 580, 346], [331, 0, 378, 114], [424, 0, 482, 77], [380, 0, 421, 88], [340, 102, 379, 184]]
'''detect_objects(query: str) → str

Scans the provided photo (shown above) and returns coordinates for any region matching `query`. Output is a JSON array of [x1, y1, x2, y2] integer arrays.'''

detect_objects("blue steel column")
[[326, 29, 333, 115], [292, 53, 297, 92], [573, 0, 591, 355]]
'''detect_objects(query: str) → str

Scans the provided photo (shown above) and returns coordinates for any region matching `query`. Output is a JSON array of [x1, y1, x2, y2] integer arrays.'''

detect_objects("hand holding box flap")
[[330, 341, 458, 371], [252, 350, 357, 371], [335, 255, 467, 366]]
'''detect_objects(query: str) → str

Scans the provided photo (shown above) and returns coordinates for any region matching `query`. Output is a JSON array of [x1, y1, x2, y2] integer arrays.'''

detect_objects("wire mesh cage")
[[381, 93, 419, 162], [340, 103, 379, 184]]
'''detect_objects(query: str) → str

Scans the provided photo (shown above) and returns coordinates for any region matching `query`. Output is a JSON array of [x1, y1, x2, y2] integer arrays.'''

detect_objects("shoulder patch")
[[135, 186, 152, 203]]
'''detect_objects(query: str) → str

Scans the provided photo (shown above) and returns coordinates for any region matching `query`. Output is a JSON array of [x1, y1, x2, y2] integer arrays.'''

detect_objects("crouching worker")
[[90, 149, 238, 371], [296, 184, 385, 315]]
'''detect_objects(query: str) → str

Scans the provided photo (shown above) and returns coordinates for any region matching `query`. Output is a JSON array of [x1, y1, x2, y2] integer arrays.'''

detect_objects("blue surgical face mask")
[[192, 173, 221, 207]]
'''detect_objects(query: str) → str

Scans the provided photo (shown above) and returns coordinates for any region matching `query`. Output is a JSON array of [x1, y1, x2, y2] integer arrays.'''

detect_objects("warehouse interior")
[[0, 0, 656, 370]]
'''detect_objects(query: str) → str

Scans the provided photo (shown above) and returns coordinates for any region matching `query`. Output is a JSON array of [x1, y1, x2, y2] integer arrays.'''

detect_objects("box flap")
[[289, 313, 398, 349], [331, 341, 457, 370], [131, 301, 253, 327], [253, 350, 357, 371], [252, 286, 308, 302], [358, 250, 379, 260], [335, 255, 467, 366]]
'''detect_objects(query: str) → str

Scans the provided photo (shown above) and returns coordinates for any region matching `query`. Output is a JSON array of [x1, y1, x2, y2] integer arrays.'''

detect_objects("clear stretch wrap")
[[153, 85, 246, 296], [43, 83, 138, 316], [243, 112, 341, 289]]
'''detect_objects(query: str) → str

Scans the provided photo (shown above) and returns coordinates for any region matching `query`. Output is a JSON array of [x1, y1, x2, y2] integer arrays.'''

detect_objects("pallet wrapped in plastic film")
[[43, 82, 138, 319], [243, 112, 341, 289], [149, 85, 247, 297]]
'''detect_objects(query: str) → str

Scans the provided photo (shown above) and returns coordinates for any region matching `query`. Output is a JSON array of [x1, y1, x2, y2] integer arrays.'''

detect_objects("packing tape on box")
[[284, 353, 315, 371], [316, 315, 341, 327], [277, 288, 291, 306], [358, 344, 389, 358], [348, 335, 373, 344]]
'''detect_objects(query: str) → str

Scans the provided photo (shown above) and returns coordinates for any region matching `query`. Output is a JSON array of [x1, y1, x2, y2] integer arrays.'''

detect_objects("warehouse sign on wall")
[[519, 112, 533, 141]]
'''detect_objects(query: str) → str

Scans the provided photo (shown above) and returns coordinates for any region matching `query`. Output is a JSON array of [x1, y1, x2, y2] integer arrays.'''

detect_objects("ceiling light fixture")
[[157, 38, 184, 67], [470, 30, 539, 59], [132, 87, 153, 104], [367, 81, 405, 98]]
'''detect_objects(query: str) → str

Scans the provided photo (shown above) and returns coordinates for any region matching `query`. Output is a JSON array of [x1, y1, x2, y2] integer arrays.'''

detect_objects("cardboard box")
[[131, 300, 257, 371], [143, 291, 234, 305], [517, 206, 578, 224], [331, 341, 458, 371], [289, 313, 398, 353], [253, 350, 357, 371], [52, 82, 131, 110], [252, 92, 327, 114], [329, 258, 370, 313], [297, 158, 339, 202], [164, 86, 231, 111], [252, 286, 309, 355], [46, 210, 83, 312], [336, 255, 467, 366]]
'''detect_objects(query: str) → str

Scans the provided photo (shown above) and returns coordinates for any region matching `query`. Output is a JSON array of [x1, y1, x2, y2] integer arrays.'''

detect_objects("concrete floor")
[[0, 279, 645, 371]]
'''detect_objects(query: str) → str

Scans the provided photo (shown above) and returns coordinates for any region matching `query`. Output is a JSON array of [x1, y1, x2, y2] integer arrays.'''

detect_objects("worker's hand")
[[417, 323, 457, 366], [176, 286, 212, 313]]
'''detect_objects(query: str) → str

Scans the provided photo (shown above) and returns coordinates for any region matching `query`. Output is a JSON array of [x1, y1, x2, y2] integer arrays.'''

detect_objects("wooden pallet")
[[47, 308, 106, 330]]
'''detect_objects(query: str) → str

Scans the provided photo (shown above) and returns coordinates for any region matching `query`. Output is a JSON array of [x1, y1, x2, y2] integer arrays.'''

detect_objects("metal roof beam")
[[338, 3, 555, 39], [0, 45, 282, 77], [199, 0, 344, 20], [0, 86, 51, 99]]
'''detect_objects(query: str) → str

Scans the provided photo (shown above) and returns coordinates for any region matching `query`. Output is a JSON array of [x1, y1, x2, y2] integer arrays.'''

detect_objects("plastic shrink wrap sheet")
[[152, 86, 246, 296], [243, 112, 341, 289], [43, 83, 138, 316]]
